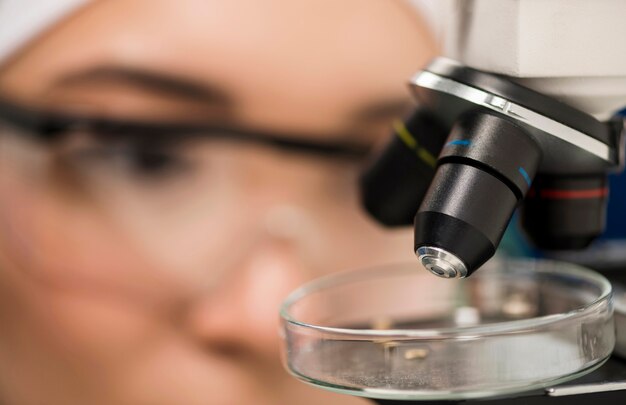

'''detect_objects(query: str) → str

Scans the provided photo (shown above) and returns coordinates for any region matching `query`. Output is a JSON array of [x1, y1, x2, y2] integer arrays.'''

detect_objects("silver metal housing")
[[416, 246, 468, 279], [409, 65, 624, 177]]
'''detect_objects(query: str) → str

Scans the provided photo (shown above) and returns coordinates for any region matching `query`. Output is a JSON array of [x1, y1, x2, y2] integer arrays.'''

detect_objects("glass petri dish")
[[280, 259, 614, 401], [613, 283, 626, 359]]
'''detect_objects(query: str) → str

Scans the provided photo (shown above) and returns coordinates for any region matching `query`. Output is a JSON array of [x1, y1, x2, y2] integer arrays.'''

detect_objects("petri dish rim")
[[280, 259, 613, 340], [284, 356, 610, 401]]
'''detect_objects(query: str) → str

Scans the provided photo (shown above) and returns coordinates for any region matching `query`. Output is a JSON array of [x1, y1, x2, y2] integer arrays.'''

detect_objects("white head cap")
[[0, 0, 92, 66]]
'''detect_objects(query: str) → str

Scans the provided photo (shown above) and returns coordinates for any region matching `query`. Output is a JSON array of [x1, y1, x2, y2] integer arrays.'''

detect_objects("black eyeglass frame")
[[0, 97, 372, 160]]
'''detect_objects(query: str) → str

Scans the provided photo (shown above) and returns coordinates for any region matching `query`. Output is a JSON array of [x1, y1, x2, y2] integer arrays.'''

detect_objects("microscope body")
[[441, 0, 626, 120], [361, 0, 626, 278]]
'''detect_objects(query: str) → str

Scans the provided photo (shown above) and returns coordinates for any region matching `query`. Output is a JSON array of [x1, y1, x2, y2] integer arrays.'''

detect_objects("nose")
[[184, 235, 310, 360]]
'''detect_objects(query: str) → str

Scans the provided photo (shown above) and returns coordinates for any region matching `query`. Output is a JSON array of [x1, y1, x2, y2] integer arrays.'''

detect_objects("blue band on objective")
[[518, 167, 532, 187], [446, 140, 472, 147]]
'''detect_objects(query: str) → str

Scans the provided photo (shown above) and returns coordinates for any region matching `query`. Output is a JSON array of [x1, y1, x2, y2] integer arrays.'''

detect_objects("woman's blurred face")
[[0, 1, 435, 404]]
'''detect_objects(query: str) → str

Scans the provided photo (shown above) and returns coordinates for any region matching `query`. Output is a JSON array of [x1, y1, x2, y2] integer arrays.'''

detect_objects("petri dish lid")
[[280, 259, 614, 401]]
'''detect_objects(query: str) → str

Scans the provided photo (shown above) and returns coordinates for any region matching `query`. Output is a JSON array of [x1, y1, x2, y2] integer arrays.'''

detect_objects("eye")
[[119, 147, 187, 176], [65, 140, 195, 181]]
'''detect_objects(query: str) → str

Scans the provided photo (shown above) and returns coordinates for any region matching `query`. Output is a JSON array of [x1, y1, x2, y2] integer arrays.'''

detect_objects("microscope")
[[360, 0, 626, 403]]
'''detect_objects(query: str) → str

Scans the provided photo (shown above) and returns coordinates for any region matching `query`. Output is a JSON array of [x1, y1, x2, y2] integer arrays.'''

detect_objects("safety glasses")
[[0, 97, 371, 160]]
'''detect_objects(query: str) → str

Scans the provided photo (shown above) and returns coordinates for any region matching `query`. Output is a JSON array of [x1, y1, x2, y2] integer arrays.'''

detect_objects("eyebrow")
[[53, 65, 233, 106]]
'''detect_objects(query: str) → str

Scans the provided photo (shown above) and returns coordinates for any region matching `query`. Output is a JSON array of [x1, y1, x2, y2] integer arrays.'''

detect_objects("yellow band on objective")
[[393, 119, 417, 149], [393, 119, 437, 168], [417, 148, 437, 168]]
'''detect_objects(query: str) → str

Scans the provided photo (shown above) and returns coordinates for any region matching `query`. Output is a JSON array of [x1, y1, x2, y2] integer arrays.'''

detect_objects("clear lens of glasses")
[[280, 259, 614, 401], [0, 123, 390, 295]]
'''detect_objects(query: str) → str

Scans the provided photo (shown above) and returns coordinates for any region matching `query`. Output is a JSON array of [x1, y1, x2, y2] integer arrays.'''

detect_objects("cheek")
[[0, 281, 159, 365], [0, 176, 185, 402], [0, 168, 140, 284], [0, 265, 168, 405], [0, 154, 233, 296], [0, 165, 163, 344], [0, 163, 189, 386]]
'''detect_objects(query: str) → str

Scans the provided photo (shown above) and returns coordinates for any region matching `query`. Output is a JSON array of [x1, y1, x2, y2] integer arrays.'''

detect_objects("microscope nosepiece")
[[362, 59, 622, 279]]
